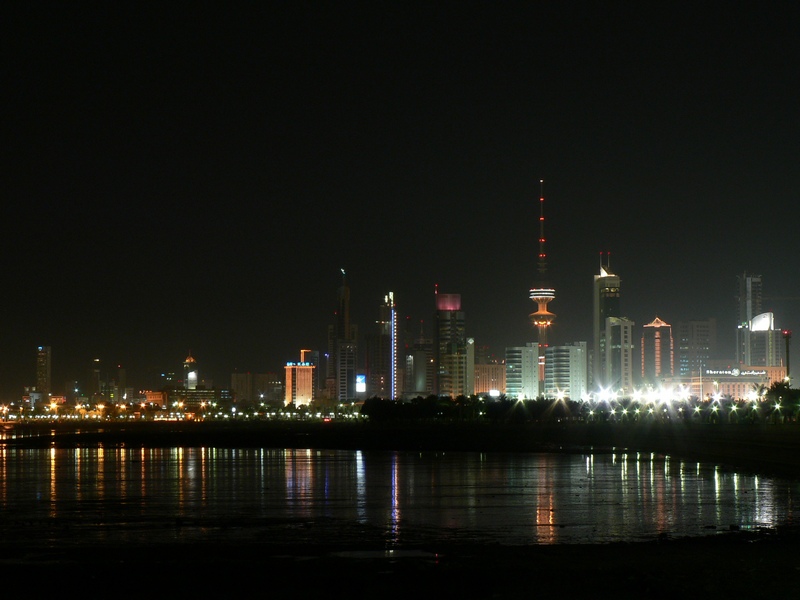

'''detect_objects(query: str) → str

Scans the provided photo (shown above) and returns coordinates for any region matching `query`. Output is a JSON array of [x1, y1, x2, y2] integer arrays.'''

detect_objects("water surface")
[[0, 447, 795, 549]]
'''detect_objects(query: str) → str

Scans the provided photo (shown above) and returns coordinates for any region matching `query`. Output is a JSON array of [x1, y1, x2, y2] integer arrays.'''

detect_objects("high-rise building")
[[404, 319, 434, 398], [285, 350, 315, 406], [231, 371, 254, 405], [184, 353, 198, 390], [736, 272, 763, 365], [254, 372, 284, 406], [505, 343, 539, 399], [544, 341, 588, 400], [641, 317, 674, 386], [749, 312, 784, 367], [473, 361, 506, 395], [36, 345, 52, 399], [365, 292, 398, 399], [600, 317, 635, 393], [676, 318, 717, 377], [592, 253, 621, 388], [528, 180, 556, 394], [433, 290, 468, 398], [465, 337, 475, 396], [327, 270, 358, 401]]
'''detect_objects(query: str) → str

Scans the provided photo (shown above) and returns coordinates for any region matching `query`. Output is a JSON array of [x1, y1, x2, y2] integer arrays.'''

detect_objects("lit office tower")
[[676, 318, 717, 377], [365, 292, 398, 399], [36, 345, 52, 399], [529, 179, 556, 393], [604, 317, 636, 393], [736, 272, 763, 365], [327, 269, 358, 401], [433, 290, 468, 398], [284, 350, 315, 407], [641, 317, 674, 386], [505, 343, 539, 400], [592, 253, 621, 388], [544, 341, 588, 400]]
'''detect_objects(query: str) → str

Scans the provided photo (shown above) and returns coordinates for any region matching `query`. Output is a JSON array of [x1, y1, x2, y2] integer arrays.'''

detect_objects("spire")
[[537, 178, 547, 277]]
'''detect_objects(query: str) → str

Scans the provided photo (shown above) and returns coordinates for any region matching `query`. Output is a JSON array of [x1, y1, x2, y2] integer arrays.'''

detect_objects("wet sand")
[[3, 420, 800, 597]]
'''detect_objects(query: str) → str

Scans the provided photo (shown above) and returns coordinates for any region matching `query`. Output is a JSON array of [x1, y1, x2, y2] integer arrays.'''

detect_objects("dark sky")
[[3, 2, 800, 397]]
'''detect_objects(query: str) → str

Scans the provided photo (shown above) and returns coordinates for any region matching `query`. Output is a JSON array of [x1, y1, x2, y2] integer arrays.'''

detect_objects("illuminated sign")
[[356, 374, 366, 393], [705, 369, 767, 377]]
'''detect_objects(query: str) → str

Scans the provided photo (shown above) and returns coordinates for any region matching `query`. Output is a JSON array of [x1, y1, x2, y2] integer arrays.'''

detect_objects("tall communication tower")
[[529, 179, 556, 393]]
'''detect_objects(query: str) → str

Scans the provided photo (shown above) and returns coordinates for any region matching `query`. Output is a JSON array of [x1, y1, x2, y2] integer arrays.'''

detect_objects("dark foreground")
[[5, 528, 800, 598], [3, 420, 800, 597]]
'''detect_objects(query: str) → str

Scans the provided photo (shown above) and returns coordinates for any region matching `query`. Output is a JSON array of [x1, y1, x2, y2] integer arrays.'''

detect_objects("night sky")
[[4, 2, 799, 398]]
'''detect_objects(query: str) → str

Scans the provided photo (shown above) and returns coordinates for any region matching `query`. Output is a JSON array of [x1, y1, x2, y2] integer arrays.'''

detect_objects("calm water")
[[0, 446, 797, 548]]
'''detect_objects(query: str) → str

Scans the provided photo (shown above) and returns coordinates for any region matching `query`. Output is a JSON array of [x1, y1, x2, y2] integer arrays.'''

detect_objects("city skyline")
[[9, 262, 795, 401], [4, 4, 799, 398]]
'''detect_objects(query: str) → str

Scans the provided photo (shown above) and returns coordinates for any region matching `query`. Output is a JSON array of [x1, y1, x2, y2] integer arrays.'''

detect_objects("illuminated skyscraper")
[[592, 252, 622, 388], [36, 345, 52, 399], [433, 290, 468, 398], [285, 350, 315, 406], [641, 316, 674, 386], [604, 316, 636, 393], [529, 179, 555, 393], [505, 343, 539, 400], [545, 341, 588, 400]]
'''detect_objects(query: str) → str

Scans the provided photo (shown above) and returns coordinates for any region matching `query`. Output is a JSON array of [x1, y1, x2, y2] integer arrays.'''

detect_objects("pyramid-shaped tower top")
[[644, 316, 671, 328]]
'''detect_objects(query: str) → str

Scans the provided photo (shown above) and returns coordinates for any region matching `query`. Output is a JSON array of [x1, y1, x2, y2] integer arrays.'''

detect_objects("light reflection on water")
[[0, 446, 795, 548]]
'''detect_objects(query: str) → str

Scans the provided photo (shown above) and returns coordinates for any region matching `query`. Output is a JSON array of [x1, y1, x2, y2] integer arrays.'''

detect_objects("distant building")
[[254, 372, 285, 406], [465, 337, 475, 396], [169, 388, 218, 413], [285, 350, 315, 407], [676, 318, 717, 377], [641, 317, 674, 386], [505, 343, 539, 399], [545, 342, 588, 400], [749, 312, 785, 367], [403, 319, 434, 398], [592, 254, 621, 388], [365, 292, 398, 399], [184, 353, 198, 390], [736, 272, 763, 365], [473, 361, 506, 395], [601, 317, 636, 394], [692, 364, 786, 400], [36, 345, 52, 399], [433, 291, 468, 398], [327, 270, 358, 401], [230, 371, 254, 405]]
